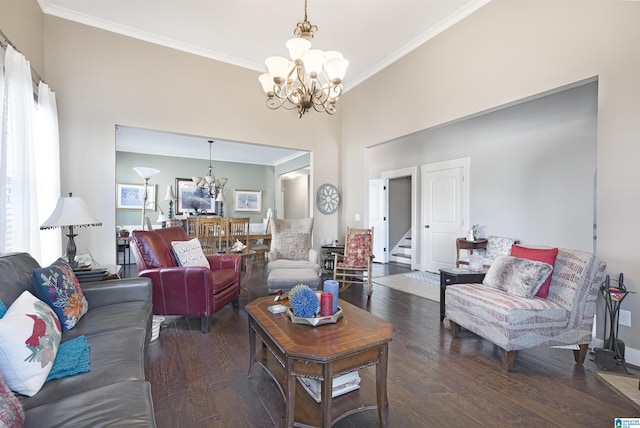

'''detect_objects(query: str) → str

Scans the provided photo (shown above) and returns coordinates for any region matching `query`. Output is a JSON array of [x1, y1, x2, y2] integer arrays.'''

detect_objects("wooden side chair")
[[251, 217, 271, 264], [226, 217, 250, 252], [333, 227, 375, 296], [198, 217, 227, 254]]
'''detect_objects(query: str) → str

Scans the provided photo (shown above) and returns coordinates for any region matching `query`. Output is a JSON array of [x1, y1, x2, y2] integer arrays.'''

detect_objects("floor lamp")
[[133, 167, 160, 230]]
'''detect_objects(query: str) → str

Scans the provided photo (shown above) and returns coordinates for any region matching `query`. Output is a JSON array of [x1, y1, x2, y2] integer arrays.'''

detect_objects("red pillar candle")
[[320, 293, 333, 316]]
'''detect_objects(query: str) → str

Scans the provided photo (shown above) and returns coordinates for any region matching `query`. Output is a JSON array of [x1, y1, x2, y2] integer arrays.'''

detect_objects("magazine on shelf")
[[297, 371, 361, 403]]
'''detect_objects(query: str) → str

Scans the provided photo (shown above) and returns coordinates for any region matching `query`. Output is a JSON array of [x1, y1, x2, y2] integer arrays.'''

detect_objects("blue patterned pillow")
[[32, 258, 88, 331]]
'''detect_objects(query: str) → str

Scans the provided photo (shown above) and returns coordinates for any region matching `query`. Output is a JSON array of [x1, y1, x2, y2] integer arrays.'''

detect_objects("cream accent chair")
[[446, 248, 606, 371], [267, 218, 320, 274]]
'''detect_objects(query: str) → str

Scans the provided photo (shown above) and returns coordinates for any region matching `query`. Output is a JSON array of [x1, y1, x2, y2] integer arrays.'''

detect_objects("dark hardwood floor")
[[123, 262, 639, 427]]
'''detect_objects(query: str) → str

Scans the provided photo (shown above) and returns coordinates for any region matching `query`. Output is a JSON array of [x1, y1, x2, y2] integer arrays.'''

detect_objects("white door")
[[368, 178, 388, 263], [421, 159, 469, 272]]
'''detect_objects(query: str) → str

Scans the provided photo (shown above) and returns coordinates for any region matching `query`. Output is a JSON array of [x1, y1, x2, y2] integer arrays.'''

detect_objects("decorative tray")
[[287, 307, 343, 327]]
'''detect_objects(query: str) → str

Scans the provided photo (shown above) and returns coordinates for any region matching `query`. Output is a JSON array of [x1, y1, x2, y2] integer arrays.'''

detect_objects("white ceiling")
[[38, 0, 491, 165], [116, 125, 307, 166]]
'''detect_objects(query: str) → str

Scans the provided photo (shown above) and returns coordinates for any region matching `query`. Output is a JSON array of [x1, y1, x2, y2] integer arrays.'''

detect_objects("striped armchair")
[[445, 248, 606, 371]]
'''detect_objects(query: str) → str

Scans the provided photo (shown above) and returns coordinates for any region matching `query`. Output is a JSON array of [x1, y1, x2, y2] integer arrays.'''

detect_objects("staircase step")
[[391, 253, 411, 259], [399, 244, 411, 249]]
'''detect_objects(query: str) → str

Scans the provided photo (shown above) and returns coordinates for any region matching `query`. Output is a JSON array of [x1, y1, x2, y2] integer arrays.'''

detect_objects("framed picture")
[[175, 177, 216, 215], [234, 190, 262, 213], [117, 183, 156, 210]]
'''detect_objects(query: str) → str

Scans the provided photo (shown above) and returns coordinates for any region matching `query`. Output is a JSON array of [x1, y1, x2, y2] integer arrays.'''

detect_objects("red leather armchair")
[[130, 227, 241, 333]]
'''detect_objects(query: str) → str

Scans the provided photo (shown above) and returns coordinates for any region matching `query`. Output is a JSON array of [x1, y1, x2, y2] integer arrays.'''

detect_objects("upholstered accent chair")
[[446, 248, 606, 371], [130, 227, 242, 333], [333, 227, 375, 296], [267, 218, 320, 274]]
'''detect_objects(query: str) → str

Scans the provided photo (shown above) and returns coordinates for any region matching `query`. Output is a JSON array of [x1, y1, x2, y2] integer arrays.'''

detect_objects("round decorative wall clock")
[[315, 183, 341, 215]]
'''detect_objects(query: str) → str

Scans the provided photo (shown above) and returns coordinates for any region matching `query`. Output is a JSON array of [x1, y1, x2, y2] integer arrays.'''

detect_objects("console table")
[[455, 237, 488, 268]]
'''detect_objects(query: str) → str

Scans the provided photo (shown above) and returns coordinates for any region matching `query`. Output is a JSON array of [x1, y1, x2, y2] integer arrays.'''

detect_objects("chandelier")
[[258, 0, 349, 118], [192, 140, 228, 202]]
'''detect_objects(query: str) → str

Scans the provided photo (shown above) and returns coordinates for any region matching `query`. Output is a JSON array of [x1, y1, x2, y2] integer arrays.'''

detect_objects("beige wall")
[[342, 1, 640, 352], [38, 16, 341, 264], [0, 0, 44, 74], [3, 1, 639, 353]]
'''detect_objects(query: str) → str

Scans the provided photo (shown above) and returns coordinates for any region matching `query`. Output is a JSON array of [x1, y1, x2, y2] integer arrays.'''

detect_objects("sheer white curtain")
[[0, 45, 60, 264], [35, 82, 61, 264]]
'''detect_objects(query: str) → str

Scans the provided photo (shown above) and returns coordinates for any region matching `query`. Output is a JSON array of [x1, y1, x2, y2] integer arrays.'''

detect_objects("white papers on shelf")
[[297, 371, 361, 403]]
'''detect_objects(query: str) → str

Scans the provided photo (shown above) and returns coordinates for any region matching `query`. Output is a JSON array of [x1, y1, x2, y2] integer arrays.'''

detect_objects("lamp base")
[[65, 225, 78, 269]]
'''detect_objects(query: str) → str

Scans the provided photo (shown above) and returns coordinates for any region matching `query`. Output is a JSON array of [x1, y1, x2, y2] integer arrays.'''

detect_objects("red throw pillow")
[[510, 245, 559, 298]]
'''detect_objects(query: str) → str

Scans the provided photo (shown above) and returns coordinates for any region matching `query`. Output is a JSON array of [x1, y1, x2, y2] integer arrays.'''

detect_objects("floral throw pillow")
[[342, 233, 372, 268], [0, 291, 62, 396], [485, 236, 516, 260], [32, 258, 88, 332]]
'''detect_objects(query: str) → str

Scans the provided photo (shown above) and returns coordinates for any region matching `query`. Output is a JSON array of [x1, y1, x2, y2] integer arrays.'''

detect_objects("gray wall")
[[369, 81, 597, 252], [389, 177, 411, 249], [116, 151, 275, 227], [283, 175, 310, 219]]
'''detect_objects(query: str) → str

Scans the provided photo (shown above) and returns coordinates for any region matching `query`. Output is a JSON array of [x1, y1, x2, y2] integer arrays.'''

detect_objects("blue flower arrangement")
[[290, 287, 319, 318]]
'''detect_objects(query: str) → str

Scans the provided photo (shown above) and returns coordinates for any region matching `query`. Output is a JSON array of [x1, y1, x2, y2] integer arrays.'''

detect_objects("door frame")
[[420, 157, 470, 272], [380, 166, 419, 270]]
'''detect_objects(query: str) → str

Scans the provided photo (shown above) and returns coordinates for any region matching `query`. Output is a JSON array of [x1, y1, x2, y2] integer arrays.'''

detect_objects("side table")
[[439, 267, 488, 322], [320, 244, 344, 277]]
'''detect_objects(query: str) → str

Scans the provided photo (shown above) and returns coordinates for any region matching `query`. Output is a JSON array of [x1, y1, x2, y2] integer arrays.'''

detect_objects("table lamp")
[[133, 166, 160, 230], [164, 184, 176, 219], [40, 193, 102, 268], [215, 186, 226, 217]]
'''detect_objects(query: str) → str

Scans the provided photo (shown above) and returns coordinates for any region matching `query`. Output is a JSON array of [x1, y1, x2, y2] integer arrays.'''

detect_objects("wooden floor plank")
[[130, 262, 640, 427]]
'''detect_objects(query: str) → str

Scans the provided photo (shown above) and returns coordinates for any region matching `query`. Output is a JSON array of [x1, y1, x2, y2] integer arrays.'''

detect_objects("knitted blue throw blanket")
[[46, 335, 91, 382]]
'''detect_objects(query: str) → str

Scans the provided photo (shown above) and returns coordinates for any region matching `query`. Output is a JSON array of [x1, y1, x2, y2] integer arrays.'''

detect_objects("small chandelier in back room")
[[258, 0, 349, 118], [192, 140, 228, 202]]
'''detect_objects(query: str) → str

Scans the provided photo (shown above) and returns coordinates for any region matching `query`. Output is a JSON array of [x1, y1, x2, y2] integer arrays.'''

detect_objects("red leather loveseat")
[[131, 227, 241, 333]]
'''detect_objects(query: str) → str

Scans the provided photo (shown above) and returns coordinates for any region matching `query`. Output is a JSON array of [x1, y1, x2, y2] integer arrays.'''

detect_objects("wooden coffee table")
[[246, 296, 392, 428]]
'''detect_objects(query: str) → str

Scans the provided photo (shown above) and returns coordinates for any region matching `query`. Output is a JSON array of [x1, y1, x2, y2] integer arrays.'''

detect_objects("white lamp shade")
[[192, 176, 202, 185], [205, 175, 216, 184], [157, 213, 169, 222], [265, 56, 292, 80], [40, 196, 102, 229], [324, 57, 349, 81], [164, 185, 176, 201], [133, 167, 160, 180], [301, 49, 325, 75], [286, 38, 311, 60], [259, 73, 274, 94], [215, 192, 225, 202], [217, 177, 228, 186]]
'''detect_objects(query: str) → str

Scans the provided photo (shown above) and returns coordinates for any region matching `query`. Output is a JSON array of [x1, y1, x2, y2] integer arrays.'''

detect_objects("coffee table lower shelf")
[[255, 347, 378, 428]]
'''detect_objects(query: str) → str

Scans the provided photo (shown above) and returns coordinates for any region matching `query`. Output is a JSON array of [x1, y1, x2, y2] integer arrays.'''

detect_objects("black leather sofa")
[[0, 252, 156, 427]]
